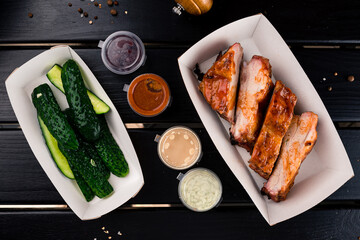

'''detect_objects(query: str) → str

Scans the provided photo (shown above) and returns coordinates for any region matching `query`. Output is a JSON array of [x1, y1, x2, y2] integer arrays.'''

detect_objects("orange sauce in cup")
[[128, 74, 170, 117]]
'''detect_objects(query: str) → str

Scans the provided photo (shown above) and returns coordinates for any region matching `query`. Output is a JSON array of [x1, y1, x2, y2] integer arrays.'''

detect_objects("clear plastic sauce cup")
[[98, 31, 146, 75], [124, 73, 171, 117], [177, 168, 223, 212], [155, 126, 202, 170]]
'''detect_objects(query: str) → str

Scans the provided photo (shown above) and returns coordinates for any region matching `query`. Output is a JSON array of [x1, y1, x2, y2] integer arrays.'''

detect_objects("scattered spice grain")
[[328, 86, 333, 92], [68, 2, 72, 7], [348, 75, 355, 82], [110, 9, 117, 16], [84, 12, 88, 17], [28, 13, 33, 18], [108, 237, 112, 240], [125, 10, 128, 14], [89, 20, 93, 24], [334, 72, 338, 76], [107, 0, 113, 6], [94, 16, 98, 19], [99, 4, 102, 8], [94, 1, 99, 6], [114, 1, 119, 5], [102, 227, 105, 230], [78, 8, 83, 13], [117, 231, 122, 236]]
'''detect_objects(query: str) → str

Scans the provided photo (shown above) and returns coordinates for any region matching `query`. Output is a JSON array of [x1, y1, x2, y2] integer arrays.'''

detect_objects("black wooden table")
[[1, 1, 360, 239]]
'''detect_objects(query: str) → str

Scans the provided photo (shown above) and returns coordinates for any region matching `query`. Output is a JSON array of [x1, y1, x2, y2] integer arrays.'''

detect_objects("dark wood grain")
[[2, 48, 360, 123], [0, 129, 246, 204], [0, 128, 357, 204], [1, 208, 360, 239], [1, 1, 360, 44], [0, 48, 200, 123]]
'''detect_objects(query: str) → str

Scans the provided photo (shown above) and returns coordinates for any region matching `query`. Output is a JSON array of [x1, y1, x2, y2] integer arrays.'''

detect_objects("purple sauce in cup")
[[99, 31, 146, 75]]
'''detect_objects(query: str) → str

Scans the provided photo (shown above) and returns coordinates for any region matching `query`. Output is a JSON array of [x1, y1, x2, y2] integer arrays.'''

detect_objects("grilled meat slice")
[[230, 55, 274, 152], [261, 112, 318, 202], [199, 43, 243, 124], [249, 80, 297, 179]]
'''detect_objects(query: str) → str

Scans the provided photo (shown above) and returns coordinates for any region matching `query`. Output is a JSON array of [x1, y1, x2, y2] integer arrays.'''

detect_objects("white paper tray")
[[5, 46, 144, 220], [178, 14, 354, 225]]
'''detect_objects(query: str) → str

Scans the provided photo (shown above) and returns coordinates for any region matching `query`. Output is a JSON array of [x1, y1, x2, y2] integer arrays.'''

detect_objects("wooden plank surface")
[[0, 48, 199, 123], [0, 128, 357, 204], [1, 1, 360, 44], [2, 48, 360, 123], [1, 208, 359, 239]]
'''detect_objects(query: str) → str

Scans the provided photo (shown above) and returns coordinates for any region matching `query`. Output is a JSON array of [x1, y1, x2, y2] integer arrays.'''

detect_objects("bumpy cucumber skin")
[[95, 115, 129, 177], [59, 144, 113, 198], [38, 116, 75, 179], [32, 84, 79, 150], [83, 141, 111, 179], [61, 60, 101, 142], [63, 108, 110, 179], [46, 64, 110, 114], [67, 159, 95, 202]]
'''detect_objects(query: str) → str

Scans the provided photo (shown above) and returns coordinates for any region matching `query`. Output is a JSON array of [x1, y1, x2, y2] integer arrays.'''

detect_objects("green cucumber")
[[59, 143, 114, 198], [46, 64, 63, 91], [32, 84, 79, 150], [63, 108, 110, 179], [67, 159, 95, 202], [87, 90, 110, 114], [37, 116, 74, 179], [95, 115, 129, 177], [46, 64, 110, 114], [61, 60, 101, 142], [83, 141, 111, 180]]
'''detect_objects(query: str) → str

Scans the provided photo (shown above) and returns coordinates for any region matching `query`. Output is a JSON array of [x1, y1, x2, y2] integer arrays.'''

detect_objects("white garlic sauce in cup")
[[178, 168, 222, 212]]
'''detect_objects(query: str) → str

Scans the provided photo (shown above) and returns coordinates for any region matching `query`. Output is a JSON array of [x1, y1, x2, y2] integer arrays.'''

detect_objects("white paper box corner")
[[5, 45, 144, 220], [178, 14, 354, 225]]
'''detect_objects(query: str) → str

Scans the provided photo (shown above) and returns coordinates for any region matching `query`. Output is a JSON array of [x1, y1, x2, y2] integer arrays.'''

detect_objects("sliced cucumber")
[[87, 90, 111, 115], [46, 64, 110, 114], [38, 116, 74, 179], [46, 64, 64, 92]]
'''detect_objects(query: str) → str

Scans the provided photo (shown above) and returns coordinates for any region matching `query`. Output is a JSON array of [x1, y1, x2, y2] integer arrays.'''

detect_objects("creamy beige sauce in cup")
[[159, 127, 200, 169]]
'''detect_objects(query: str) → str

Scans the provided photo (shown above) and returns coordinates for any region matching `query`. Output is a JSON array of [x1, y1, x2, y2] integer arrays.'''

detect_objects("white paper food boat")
[[178, 14, 354, 225], [5, 46, 144, 220]]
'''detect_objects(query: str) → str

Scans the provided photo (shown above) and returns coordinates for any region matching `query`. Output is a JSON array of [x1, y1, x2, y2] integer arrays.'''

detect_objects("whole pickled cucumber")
[[95, 115, 129, 177], [59, 143, 113, 198], [32, 84, 79, 150], [63, 108, 110, 179], [61, 59, 101, 141]]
